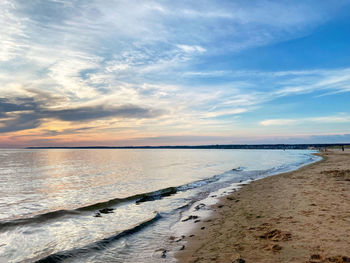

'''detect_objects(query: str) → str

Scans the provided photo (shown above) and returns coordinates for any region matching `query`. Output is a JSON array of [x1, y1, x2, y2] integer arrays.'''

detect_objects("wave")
[[1, 157, 318, 231], [0, 169, 234, 230], [0, 209, 81, 231], [0, 190, 163, 231], [34, 212, 161, 263]]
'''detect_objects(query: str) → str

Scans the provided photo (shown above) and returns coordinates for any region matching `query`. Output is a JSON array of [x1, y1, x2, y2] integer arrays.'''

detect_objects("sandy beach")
[[176, 149, 350, 263]]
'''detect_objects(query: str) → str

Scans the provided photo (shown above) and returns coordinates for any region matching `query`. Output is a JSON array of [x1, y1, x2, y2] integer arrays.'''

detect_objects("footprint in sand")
[[259, 229, 292, 241], [307, 254, 350, 263]]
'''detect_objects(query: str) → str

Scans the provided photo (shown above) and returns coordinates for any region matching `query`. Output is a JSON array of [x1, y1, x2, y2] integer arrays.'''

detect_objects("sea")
[[0, 149, 320, 263]]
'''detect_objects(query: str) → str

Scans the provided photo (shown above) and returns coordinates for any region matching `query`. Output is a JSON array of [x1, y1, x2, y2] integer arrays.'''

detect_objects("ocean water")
[[0, 149, 319, 263]]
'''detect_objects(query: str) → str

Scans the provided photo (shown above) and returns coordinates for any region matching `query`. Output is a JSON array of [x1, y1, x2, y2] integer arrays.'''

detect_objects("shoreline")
[[171, 152, 321, 243], [175, 149, 350, 262]]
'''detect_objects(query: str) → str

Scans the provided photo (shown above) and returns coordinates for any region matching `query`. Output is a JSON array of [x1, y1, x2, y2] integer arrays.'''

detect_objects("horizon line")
[[25, 143, 350, 150]]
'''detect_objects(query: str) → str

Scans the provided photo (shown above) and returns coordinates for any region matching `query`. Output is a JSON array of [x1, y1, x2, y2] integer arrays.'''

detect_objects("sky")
[[1, 0, 350, 147]]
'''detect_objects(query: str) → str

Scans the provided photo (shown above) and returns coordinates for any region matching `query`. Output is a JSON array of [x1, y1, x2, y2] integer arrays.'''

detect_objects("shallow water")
[[0, 149, 318, 262]]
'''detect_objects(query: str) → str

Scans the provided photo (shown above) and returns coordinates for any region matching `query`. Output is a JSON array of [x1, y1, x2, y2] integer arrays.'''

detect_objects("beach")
[[176, 149, 350, 263]]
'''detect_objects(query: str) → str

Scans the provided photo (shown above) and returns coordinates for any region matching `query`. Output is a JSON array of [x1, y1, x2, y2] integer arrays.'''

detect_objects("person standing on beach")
[[342, 145, 344, 151]]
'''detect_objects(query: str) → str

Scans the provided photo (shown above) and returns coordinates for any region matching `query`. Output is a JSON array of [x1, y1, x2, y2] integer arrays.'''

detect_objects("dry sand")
[[176, 149, 350, 263]]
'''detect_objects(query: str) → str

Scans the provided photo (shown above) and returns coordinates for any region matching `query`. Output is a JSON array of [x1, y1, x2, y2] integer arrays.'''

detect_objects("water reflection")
[[0, 149, 316, 262]]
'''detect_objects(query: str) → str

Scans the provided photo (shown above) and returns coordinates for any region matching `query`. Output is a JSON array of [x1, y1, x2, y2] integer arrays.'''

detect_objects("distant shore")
[[176, 149, 350, 263], [26, 143, 350, 150]]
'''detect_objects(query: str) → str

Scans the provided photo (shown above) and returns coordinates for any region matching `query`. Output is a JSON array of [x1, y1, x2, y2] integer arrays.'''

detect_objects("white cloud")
[[260, 119, 297, 126], [203, 108, 248, 118], [105, 63, 130, 72], [260, 114, 350, 126], [46, 51, 103, 99], [308, 115, 350, 123], [0, 1, 28, 61], [177, 45, 206, 53]]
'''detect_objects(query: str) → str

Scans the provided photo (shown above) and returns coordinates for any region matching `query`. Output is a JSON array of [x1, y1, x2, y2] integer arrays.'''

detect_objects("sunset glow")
[[1, 0, 350, 147]]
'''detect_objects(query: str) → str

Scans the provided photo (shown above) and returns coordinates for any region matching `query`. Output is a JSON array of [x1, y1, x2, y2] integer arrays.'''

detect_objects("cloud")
[[182, 67, 350, 120], [0, 96, 165, 133], [260, 119, 297, 126], [0, 0, 350, 146], [13, 126, 97, 137], [260, 114, 350, 126], [0, 97, 39, 113], [177, 45, 206, 53], [203, 108, 248, 118], [0, 1, 28, 61], [0, 113, 41, 133], [46, 104, 164, 122]]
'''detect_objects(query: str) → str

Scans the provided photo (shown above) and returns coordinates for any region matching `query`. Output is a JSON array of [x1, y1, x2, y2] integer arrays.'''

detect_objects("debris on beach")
[[181, 215, 199, 222], [93, 207, 114, 217], [155, 248, 167, 258], [168, 235, 183, 243], [194, 203, 206, 210], [99, 208, 114, 214]]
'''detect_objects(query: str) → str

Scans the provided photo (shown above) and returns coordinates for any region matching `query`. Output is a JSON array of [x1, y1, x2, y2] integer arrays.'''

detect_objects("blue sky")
[[1, 0, 350, 147]]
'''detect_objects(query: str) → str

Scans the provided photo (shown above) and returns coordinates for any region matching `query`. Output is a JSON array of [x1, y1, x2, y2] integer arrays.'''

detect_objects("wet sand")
[[176, 150, 350, 263]]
